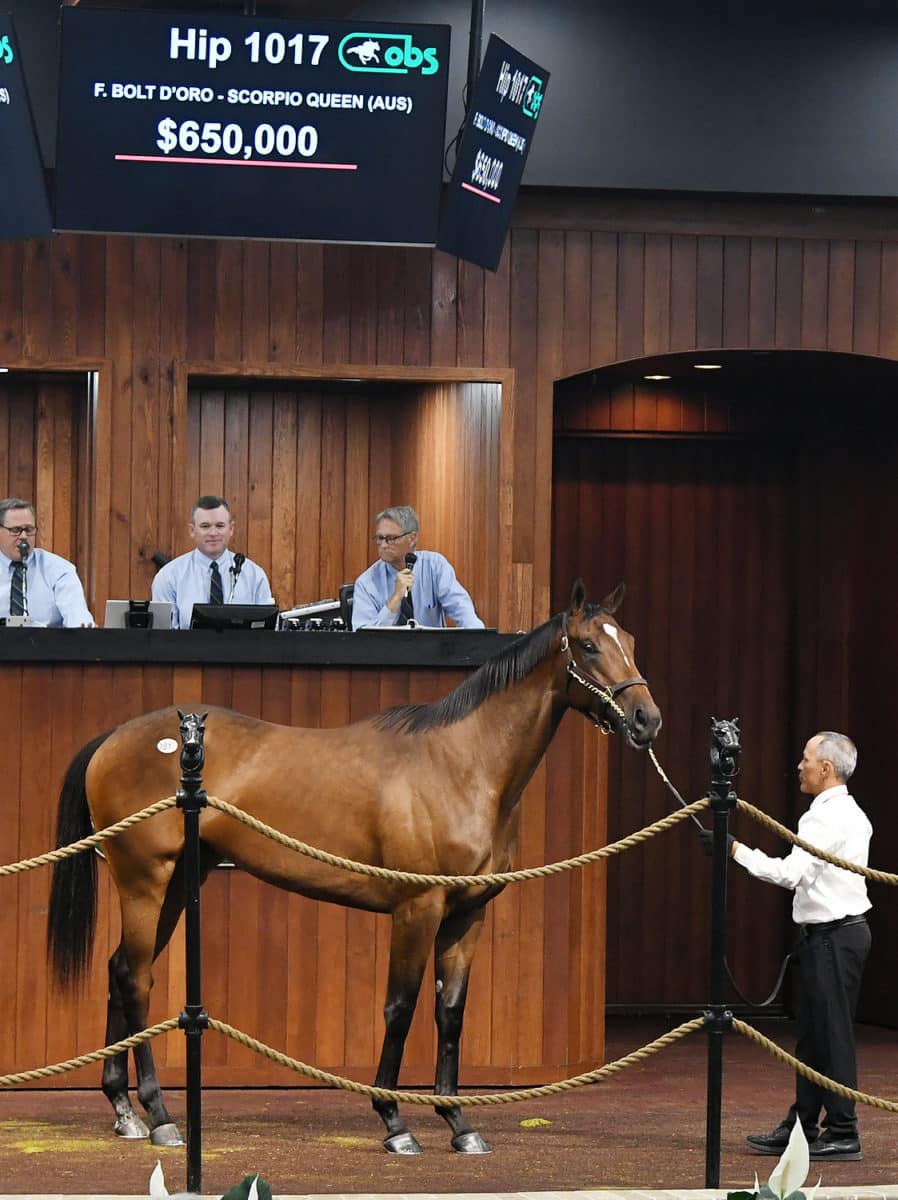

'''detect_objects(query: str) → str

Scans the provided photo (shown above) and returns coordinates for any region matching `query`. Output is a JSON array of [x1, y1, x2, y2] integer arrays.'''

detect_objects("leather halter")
[[559, 614, 647, 734]]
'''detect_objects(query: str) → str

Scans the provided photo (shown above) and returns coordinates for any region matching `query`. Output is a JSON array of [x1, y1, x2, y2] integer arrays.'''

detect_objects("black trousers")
[[787, 918, 871, 1138]]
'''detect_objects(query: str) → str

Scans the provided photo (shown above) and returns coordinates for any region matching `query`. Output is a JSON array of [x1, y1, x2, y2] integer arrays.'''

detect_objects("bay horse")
[[47, 581, 661, 1155]]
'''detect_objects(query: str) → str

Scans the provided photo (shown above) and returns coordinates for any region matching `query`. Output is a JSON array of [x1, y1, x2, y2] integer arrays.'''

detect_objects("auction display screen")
[[55, 9, 451, 244], [438, 35, 548, 272], [0, 16, 52, 240]]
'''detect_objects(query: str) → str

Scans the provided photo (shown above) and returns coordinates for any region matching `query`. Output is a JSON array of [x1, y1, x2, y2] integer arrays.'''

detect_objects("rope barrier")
[[206, 1016, 705, 1106], [5, 1010, 898, 1119], [733, 1018, 898, 1113], [0, 796, 178, 877], [3, 780, 896, 895], [0, 1012, 705, 1104], [736, 798, 898, 885], [0, 1019, 179, 1087], [203, 794, 710, 886]]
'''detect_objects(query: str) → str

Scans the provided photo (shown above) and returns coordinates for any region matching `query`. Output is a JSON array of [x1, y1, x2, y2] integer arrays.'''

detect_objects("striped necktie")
[[209, 560, 224, 605], [9, 561, 26, 616]]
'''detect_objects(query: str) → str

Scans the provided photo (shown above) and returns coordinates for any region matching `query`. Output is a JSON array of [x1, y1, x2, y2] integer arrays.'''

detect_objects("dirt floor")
[[2, 1019, 898, 1196]]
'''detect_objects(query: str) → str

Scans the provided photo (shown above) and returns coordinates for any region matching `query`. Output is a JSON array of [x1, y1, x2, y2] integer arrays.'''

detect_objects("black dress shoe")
[[809, 1135, 862, 1161], [746, 1122, 818, 1154]]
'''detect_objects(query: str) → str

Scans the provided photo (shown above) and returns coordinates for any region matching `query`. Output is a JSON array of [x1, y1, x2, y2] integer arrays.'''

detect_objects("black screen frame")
[[189, 603, 280, 631]]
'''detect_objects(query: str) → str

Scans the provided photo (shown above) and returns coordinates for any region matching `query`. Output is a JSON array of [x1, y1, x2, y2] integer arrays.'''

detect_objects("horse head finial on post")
[[177, 709, 208, 779], [710, 717, 740, 790]]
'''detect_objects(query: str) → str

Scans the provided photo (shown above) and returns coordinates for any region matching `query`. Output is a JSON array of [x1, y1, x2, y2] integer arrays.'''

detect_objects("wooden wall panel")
[[552, 434, 796, 1006], [0, 374, 85, 566], [178, 378, 502, 625]]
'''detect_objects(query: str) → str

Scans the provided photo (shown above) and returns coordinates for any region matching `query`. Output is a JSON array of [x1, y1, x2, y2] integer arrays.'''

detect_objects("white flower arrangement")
[[150, 1160, 271, 1200], [728, 1124, 820, 1200]]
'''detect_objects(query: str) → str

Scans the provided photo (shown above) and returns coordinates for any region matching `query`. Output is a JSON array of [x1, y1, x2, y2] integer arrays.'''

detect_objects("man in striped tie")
[[0, 497, 95, 627], [151, 495, 275, 629]]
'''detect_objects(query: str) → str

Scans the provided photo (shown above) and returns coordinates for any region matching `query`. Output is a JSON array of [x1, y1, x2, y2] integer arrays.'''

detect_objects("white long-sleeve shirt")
[[732, 784, 872, 925]]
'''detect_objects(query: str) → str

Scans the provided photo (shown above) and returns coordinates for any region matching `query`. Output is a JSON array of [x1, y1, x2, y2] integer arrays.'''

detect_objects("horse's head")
[[561, 580, 662, 749]]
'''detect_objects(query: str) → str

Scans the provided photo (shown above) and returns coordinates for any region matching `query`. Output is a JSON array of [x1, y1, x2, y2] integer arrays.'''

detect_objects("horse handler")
[[702, 731, 872, 1161]]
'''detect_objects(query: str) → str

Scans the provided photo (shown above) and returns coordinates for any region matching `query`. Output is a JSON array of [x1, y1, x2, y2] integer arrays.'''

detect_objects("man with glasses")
[[151, 494, 275, 629], [0, 497, 95, 627], [351, 505, 484, 630]]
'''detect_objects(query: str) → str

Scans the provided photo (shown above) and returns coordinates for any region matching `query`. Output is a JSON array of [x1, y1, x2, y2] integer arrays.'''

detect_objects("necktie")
[[400, 587, 414, 625], [9, 561, 26, 616], [209, 560, 224, 605]]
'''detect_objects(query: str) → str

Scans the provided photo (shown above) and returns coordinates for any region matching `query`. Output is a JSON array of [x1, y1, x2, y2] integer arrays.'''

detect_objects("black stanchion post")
[[176, 710, 209, 1195], [705, 717, 740, 1188]]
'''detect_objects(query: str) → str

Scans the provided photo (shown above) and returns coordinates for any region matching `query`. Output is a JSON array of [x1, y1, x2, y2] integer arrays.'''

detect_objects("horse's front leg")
[[433, 905, 491, 1153], [373, 893, 445, 1154]]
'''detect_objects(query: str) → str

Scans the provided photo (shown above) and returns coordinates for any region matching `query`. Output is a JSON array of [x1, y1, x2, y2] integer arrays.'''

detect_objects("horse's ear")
[[569, 578, 587, 613], [600, 581, 626, 614]]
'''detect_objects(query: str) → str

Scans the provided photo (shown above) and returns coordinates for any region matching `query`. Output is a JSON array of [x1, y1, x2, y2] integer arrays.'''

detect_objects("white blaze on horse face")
[[602, 622, 632, 669]]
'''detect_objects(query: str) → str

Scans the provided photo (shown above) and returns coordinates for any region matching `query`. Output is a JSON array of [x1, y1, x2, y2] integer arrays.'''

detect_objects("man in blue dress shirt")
[[151, 495, 275, 629], [351, 505, 484, 630], [0, 497, 95, 627]]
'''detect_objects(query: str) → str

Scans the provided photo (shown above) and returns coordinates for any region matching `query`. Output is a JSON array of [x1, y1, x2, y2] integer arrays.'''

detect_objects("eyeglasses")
[[1, 525, 36, 536], [373, 532, 411, 545]]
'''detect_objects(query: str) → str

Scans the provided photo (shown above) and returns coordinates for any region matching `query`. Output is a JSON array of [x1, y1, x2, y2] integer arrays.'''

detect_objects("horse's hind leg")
[[102, 943, 150, 1138], [433, 906, 491, 1153], [372, 894, 445, 1154], [114, 867, 193, 1146]]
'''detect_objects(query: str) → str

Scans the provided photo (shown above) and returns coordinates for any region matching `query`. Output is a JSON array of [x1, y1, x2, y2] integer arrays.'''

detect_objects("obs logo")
[[339, 32, 440, 76], [0, 35, 14, 65]]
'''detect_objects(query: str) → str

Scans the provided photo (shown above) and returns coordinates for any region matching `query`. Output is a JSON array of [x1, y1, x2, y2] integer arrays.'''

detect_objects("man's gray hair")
[[814, 731, 857, 782], [376, 505, 419, 534], [0, 497, 36, 524]]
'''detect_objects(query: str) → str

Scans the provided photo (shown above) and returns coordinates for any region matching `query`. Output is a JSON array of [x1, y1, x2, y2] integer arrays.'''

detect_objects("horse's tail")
[[47, 730, 114, 990]]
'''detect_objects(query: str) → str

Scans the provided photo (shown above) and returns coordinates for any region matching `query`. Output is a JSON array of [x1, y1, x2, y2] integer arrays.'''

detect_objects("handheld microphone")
[[400, 552, 416, 624], [17, 538, 30, 562], [228, 552, 246, 603]]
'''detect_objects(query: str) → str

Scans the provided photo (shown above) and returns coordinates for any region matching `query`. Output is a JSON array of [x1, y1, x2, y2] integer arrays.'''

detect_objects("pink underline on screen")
[[115, 154, 359, 170], [461, 181, 501, 203]]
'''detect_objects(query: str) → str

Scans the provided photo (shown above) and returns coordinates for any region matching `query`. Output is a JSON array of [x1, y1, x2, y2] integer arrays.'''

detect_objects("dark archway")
[[552, 348, 898, 1024]]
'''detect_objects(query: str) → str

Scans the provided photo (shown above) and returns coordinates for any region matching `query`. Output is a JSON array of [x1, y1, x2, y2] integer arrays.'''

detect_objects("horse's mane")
[[373, 614, 563, 734], [370, 602, 617, 734]]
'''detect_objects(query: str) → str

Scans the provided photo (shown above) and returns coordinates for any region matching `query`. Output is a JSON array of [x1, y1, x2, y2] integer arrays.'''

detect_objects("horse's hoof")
[[452, 1130, 492, 1154], [113, 1113, 150, 1139], [384, 1131, 423, 1155], [150, 1122, 185, 1147]]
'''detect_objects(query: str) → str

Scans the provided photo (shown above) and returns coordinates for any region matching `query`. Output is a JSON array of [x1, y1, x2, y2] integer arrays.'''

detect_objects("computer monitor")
[[189, 603, 279, 631], [339, 584, 354, 629], [104, 600, 173, 630]]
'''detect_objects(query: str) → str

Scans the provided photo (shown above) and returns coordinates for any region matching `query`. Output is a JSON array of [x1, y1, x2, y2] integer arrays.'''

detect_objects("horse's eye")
[[581, 639, 598, 654]]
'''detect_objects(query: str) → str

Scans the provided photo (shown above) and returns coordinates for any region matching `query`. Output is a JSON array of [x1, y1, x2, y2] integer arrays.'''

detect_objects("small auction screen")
[[0, 16, 52, 241], [438, 35, 548, 272], [55, 9, 451, 245]]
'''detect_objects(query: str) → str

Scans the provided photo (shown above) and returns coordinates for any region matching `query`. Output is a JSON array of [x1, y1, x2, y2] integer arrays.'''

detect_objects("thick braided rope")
[[736, 798, 898, 885], [0, 796, 179, 877], [0, 1019, 179, 1087], [733, 1018, 898, 1113], [205, 795, 709, 886], [207, 1015, 705, 1106]]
